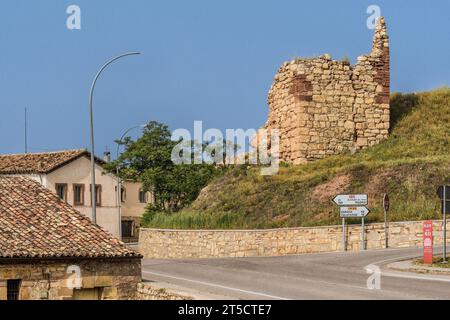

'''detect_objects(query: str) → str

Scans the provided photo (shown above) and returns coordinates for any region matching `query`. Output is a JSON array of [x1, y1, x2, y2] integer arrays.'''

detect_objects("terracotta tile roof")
[[0, 176, 141, 259], [0, 149, 105, 174]]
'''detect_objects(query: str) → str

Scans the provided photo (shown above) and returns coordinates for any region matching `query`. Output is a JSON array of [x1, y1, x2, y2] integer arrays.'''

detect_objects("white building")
[[0, 149, 150, 239]]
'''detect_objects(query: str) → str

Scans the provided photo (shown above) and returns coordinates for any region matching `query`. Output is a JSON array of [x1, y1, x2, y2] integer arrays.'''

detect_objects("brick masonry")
[[259, 17, 390, 164], [139, 220, 449, 259]]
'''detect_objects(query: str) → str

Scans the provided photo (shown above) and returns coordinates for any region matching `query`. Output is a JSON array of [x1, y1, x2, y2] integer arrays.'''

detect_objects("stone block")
[[102, 287, 118, 299], [0, 287, 6, 300], [95, 276, 114, 287]]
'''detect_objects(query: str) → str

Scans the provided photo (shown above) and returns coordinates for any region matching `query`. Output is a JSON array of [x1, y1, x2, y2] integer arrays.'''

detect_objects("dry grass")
[[143, 88, 450, 229]]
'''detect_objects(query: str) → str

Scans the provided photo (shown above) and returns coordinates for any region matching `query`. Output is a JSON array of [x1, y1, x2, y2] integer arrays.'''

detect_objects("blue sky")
[[0, 0, 449, 155]]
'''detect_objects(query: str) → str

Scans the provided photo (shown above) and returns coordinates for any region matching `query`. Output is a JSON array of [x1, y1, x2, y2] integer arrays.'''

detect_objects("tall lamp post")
[[89, 52, 141, 224], [116, 125, 146, 238]]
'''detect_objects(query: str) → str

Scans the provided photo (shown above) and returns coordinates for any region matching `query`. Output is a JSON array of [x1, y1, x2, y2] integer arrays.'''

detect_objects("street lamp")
[[89, 52, 141, 224], [115, 124, 146, 238]]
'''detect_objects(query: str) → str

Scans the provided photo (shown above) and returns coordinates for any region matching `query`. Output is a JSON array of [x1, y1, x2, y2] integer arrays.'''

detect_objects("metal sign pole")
[[334, 194, 369, 252], [361, 217, 365, 250], [342, 218, 346, 252], [383, 194, 388, 248], [384, 208, 388, 248], [444, 186, 447, 262]]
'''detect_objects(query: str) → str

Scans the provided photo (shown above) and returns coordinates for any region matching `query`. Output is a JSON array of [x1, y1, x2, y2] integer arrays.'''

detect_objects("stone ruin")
[[259, 17, 390, 164]]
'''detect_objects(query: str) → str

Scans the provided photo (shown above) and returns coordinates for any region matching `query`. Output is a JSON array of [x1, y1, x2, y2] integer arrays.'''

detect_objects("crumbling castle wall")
[[262, 17, 390, 164]]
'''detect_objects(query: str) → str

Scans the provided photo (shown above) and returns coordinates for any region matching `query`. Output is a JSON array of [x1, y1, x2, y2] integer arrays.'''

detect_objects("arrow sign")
[[333, 194, 368, 206], [340, 206, 370, 218]]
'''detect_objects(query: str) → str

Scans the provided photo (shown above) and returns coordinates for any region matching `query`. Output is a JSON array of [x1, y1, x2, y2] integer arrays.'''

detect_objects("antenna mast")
[[24, 107, 28, 153]]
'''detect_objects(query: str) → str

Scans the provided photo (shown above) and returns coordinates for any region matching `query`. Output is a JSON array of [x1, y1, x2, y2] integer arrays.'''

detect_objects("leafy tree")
[[104, 121, 221, 213]]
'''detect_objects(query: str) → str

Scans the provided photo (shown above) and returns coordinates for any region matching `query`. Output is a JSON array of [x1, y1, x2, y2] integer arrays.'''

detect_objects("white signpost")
[[339, 206, 370, 218], [333, 194, 368, 206], [332, 194, 369, 251]]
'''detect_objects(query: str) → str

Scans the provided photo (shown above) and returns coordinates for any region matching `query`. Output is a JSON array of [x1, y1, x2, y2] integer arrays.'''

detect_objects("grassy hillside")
[[144, 88, 450, 229]]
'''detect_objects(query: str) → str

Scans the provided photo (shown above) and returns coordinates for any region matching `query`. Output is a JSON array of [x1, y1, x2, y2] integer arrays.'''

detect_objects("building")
[[258, 17, 390, 164], [0, 149, 151, 239], [120, 180, 150, 242], [0, 176, 142, 300]]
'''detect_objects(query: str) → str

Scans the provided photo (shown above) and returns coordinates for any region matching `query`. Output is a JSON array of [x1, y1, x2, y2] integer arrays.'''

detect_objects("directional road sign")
[[339, 206, 370, 218], [333, 194, 368, 206]]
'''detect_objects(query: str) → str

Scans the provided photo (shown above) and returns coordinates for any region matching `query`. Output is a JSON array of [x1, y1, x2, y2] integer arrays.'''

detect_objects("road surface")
[[141, 247, 450, 299]]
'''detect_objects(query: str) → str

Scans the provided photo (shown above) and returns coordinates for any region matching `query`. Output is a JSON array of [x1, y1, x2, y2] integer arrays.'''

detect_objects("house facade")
[[0, 176, 142, 300], [121, 180, 149, 241], [0, 149, 150, 239]]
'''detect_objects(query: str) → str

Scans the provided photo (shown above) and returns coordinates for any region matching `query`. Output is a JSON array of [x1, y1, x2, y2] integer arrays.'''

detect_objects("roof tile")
[[0, 149, 104, 174], [0, 176, 141, 259]]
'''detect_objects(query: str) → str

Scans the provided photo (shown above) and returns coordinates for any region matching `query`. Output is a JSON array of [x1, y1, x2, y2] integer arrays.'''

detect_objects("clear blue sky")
[[0, 0, 449, 155]]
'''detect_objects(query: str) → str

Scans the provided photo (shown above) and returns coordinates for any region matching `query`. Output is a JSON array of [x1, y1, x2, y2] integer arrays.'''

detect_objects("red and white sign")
[[333, 194, 368, 206], [423, 220, 433, 264], [339, 206, 370, 218]]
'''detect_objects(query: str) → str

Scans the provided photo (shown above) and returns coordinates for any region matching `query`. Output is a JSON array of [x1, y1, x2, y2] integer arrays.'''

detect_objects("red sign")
[[423, 220, 433, 264], [383, 194, 390, 212]]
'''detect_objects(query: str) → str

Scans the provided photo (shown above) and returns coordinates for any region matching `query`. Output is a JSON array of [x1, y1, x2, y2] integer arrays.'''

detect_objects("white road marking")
[[370, 254, 423, 266], [380, 271, 450, 283], [142, 270, 290, 300], [369, 249, 450, 284]]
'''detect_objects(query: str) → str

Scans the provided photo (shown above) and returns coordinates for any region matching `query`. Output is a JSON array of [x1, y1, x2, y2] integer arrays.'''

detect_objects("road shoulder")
[[386, 260, 450, 276]]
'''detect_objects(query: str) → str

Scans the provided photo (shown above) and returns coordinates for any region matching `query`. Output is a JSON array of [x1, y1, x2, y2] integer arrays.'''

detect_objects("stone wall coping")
[[140, 219, 443, 233]]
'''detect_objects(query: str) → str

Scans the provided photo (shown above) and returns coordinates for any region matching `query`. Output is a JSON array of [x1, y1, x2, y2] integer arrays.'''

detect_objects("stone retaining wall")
[[139, 220, 449, 259], [137, 283, 193, 300]]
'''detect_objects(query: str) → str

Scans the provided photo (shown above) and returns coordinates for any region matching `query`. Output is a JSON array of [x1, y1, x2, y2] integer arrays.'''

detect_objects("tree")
[[104, 121, 220, 212]]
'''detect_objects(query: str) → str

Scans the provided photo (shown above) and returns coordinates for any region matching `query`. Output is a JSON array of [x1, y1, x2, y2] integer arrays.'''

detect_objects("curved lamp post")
[[89, 52, 141, 224], [115, 124, 146, 238]]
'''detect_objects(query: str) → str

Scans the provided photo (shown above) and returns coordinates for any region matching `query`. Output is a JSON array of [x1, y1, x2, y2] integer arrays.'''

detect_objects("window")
[[115, 186, 126, 202], [7, 279, 21, 300], [73, 184, 85, 205], [55, 184, 68, 202], [138, 189, 147, 203], [90, 185, 102, 207]]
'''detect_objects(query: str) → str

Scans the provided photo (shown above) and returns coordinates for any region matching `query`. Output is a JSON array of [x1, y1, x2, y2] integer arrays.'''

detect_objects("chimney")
[[103, 150, 111, 162]]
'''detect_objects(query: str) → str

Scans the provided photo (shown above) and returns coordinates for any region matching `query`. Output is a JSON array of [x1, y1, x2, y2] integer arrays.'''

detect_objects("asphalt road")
[[141, 247, 450, 300]]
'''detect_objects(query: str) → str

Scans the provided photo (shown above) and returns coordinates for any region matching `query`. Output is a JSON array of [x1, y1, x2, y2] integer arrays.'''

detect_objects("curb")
[[386, 259, 450, 276]]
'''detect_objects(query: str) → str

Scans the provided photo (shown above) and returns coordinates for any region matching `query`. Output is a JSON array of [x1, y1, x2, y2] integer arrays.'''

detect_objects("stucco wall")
[[46, 156, 117, 207], [8, 157, 120, 236], [0, 259, 141, 300], [46, 157, 120, 236], [121, 181, 150, 218], [139, 220, 449, 259], [1, 157, 151, 238]]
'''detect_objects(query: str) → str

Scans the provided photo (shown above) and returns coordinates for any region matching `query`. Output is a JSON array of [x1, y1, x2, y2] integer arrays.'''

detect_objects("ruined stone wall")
[[262, 17, 390, 164]]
